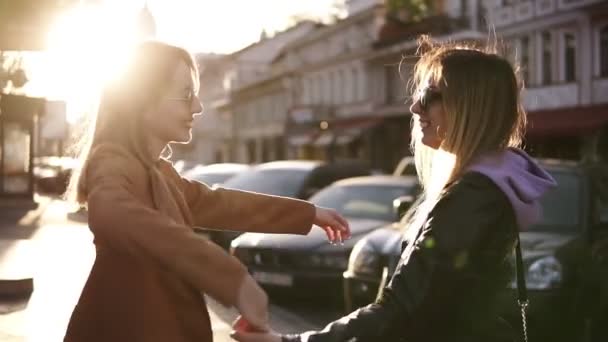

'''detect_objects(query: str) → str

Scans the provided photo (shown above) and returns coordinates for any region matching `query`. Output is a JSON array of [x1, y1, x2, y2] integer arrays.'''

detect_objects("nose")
[[410, 99, 422, 116], [191, 94, 203, 115]]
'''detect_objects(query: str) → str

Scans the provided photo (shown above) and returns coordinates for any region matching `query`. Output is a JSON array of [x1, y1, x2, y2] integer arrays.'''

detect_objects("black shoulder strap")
[[515, 235, 529, 342]]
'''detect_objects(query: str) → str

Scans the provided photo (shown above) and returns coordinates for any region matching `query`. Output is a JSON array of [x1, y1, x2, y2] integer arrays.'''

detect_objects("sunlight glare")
[[45, 3, 138, 123]]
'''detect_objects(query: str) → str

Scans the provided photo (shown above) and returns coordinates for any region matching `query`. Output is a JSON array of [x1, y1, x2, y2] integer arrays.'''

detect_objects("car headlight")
[[348, 242, 381, 276], [509, 255, 563, 290]]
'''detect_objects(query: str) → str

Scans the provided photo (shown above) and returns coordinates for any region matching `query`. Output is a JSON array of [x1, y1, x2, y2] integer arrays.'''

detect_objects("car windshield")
[[310, 184, 413, 221], [531, 170, 582, 233], [190, 172, 235, 186], [222, 168, 310, 197]]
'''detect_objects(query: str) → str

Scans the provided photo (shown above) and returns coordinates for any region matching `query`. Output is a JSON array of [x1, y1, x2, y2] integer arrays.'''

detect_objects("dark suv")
[[343, 160, 608, 342]]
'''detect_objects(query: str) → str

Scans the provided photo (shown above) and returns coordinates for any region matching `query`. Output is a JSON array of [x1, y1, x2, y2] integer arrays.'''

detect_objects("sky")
[[20, 0, 345, 122], [118, 0, 345, 53]]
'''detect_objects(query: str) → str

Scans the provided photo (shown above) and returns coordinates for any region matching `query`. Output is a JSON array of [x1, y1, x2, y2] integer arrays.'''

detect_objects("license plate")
[[252, 271, 293, 287]]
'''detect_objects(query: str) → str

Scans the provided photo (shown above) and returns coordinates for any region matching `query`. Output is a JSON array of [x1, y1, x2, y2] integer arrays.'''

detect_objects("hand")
[[313, 206, 351, 244], [232, 316, 265, 333], [231, 317, 281, 342], [235, 275, 270, 332]]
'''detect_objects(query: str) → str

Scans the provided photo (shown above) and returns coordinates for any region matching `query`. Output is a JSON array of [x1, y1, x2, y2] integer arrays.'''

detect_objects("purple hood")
[[467, 148, 557, 230]]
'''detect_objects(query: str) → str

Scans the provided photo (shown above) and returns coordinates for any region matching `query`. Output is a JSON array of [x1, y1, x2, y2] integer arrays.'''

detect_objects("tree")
[[386, 0, 435, 22], [0, 0, 77, 90]]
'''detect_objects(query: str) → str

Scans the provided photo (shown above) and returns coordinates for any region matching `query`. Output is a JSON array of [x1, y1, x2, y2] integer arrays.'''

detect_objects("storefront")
[[0, 94, 45, 201], [286, 107, 412, 172]]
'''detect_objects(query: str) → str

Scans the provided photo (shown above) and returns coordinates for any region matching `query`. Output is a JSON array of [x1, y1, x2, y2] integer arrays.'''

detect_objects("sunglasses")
[[167, 88, 197, 103], [418, 87, 442, 112]]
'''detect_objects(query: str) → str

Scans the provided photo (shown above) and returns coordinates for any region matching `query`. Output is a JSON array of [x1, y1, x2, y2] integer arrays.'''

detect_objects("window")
[[564, 32, 576, 82], [386, 66, 402, 104], [302, 78, 310, 105], [315, 75, 323, 104], [323, 74, 331, 105], [351, 67, 358, 103], [329, 72, 335, 105], [336, 70, 344, 104], [520, 36, 531, 85], [542, 31, 553, 85], [601, 25, 608, 77], [344, 70, 352, 103]]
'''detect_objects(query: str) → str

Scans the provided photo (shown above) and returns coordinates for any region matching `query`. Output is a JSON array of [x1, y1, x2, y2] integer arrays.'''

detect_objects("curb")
[[0, 278, 33, 297], [0, 240, 35, 298]]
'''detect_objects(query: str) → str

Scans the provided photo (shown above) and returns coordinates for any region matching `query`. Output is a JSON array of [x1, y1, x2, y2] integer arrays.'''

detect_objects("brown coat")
[[64, 144, 315, 342]]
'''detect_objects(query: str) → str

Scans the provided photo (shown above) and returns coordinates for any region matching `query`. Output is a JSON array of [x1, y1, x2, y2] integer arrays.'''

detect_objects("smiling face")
[[141, 61, 203, 146], [410, 85, 446, 150]]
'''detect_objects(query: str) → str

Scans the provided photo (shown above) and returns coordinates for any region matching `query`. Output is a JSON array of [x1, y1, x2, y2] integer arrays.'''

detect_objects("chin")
[[169, 130, 192, 144], [421, 136, 441, 150]]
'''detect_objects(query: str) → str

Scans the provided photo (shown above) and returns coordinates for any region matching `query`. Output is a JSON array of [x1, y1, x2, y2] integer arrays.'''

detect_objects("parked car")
[[343, 160, 608, 342], [173, 160, 199, 175], [33, 156, 78, 194], [230, 175, 419, 302], [182, 163, 250, 186], [393, 156, 416, 176], [208, 159, 372, 249]]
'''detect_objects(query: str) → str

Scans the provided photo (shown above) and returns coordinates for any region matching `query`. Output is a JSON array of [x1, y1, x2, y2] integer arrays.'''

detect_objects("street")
[[0, 197, 342, 342]]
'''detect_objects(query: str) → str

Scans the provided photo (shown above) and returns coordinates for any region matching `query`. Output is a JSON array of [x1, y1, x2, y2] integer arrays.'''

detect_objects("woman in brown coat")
[[63, 41, 350, 342]]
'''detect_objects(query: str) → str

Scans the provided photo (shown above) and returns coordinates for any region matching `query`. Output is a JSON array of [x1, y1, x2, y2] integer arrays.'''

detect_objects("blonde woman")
[[231, 36, 557, 342], [63, 41, 350, 342]]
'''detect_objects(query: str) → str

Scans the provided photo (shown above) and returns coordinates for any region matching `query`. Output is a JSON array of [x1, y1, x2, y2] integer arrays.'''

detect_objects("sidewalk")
[[0, 195, 92, 341], [0, 195, 291, 342]]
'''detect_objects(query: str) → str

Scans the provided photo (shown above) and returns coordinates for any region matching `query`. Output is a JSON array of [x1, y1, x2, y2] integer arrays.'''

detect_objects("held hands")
[[313, 206, 351, 244], [235, 275, 270, 332], [231, 316, 282, 342]]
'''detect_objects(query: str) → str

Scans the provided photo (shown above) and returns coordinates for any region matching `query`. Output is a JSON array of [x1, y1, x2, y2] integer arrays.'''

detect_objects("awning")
[[288, 134, 314, 146], [313, 132, 334, 146], [335, 129, 360, 145], [332, 116, 383, 145], [332, 116, 383, 130], [527, 104, 608, 138]]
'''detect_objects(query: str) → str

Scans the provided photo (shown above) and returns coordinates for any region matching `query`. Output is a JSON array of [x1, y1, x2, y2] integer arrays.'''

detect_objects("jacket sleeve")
[[179, 175, 316, 235], [282, 173, 510, 342], [85, 145, 248, 307]]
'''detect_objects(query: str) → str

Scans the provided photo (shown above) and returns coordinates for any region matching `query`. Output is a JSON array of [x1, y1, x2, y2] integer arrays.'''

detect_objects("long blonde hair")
[[65, 41, 199, 205], [404, 36, 526, 225]]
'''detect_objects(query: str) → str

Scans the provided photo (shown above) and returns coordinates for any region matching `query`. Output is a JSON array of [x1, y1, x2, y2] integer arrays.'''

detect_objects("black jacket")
[[284, 172, 518, 342]]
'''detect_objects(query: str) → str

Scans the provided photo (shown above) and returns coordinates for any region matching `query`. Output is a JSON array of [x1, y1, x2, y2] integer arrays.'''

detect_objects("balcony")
[[514, 2, 534, 22], [536, 0, 556, 16], [489, 0, 603, 28], [523, 83, 579, 111], [558, 0, 603, 11]]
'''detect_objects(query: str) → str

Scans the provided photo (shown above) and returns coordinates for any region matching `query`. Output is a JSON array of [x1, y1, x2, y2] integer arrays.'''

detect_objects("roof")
[[189, 163, 250, 174], [333, 175, 418, 187], [255, 160, 324, 171], [279, 5, 379, 53]]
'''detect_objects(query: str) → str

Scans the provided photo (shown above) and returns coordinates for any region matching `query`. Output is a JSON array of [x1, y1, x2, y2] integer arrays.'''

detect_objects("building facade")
[[187, 0, 608, 170], [487, 0, 608, 160]]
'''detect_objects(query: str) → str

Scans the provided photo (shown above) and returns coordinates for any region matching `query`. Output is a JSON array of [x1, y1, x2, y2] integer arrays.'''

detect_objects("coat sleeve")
[[85, 145, 248, 307], [282, 173, 511, 342], [179, 175, 316, 235]]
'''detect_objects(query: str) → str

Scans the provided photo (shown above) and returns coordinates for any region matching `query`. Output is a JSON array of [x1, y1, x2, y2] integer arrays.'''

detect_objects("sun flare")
[[45, 3, 139, 123]]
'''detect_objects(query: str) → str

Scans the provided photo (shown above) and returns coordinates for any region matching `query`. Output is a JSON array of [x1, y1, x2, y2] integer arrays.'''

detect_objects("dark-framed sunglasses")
[[167, 88, 197, 103], [418, 87, 442, 112]]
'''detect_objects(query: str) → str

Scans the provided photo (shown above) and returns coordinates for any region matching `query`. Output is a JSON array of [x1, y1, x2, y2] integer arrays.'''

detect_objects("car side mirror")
[[393, 195, 415, 221], [303, 187, 320, 199]]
